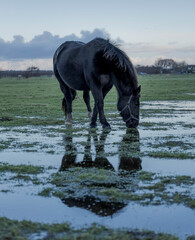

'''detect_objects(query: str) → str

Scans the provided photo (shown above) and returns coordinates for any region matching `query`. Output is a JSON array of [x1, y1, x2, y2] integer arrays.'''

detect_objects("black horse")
[[53, 38, 141, 129]]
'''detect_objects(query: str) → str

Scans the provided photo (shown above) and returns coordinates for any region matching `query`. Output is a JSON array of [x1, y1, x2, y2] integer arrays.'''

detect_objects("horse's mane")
[[93, 38, 138, 88]]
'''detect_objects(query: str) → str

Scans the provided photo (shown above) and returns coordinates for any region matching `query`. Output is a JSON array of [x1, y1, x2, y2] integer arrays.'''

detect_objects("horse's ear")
[[134, 85, 141, 96], [137, 85, 141, 93]]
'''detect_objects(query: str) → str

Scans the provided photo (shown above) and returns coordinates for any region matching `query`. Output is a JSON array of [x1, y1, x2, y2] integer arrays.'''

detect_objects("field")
[[0, 74, 195, 240]]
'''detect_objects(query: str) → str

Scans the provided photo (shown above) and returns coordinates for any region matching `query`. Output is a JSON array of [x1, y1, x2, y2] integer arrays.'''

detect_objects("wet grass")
[[0, 139, 13, 150], [0, 217, 179, 240], [41, 167, 195, 209], [139, 74, 195, 101], [0, 74, 195, 127], [152, 141, 194, 151], [0, 163, 44, 174], [148, 151, 194, 159], [0, 75, 195, 238]]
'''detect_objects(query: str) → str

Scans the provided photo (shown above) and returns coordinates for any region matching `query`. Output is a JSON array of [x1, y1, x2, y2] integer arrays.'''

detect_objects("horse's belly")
[[61, 72, 89, 90], [66, 78, 89, 90]]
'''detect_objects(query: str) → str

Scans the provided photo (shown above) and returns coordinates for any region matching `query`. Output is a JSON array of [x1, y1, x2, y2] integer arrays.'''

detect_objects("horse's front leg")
[[90, 104, 98, 128], [91, 89, 111, 129]]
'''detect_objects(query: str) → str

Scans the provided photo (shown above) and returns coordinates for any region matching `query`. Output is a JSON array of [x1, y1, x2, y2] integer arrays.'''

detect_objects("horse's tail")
[[61, 90, 76, 115], [53, 44, 77, 115], [53, 57, 77, 115]]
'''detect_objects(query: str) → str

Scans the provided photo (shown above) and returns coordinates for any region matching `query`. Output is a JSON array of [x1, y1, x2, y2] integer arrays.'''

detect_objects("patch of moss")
[[11, 174, 33, 181], [0, 140, 13, 150], [38, 188, 53, 197], [51, 167, 119, 186], [0, 163, 44, 174], [138, 171, 155, 181], [148, 151, 194, 159], [0, 217, 179, 240], [49, 168, 195, 209], [187, 236, 195, 240], [153, 141, 194, 151], [188, 199, 195, 208], [140, 122, 155, 127], [99, 188, 154, 203]]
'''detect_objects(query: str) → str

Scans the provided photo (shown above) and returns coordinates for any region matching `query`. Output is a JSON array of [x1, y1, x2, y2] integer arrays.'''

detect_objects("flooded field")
[[0, 100, 195, 240]]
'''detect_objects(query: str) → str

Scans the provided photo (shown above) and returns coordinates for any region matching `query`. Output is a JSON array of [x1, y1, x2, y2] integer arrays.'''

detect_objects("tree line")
[[1, 59, 195, 78], [0, 66, 53, 78], [136, 58, 195, 75]]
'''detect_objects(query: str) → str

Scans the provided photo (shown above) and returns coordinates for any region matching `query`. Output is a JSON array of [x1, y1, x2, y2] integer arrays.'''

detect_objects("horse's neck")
[[111, 72, 134, 97]]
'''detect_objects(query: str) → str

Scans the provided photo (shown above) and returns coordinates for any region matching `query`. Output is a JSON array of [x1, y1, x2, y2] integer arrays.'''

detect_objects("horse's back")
[[53, 41, 84, 66], [54, 41, 91, 90], [53, 39, 111, 91]]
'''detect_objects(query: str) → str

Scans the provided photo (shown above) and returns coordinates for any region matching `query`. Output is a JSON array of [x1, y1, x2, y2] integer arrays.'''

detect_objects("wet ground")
[[0, 101, 195, 239]]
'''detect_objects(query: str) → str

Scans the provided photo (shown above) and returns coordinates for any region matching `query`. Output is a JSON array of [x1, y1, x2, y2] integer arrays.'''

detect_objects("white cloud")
[[0, 59, 52, 71], [1, 28, 195, 70], [0, 29, 110, 61], [122, 43, 195, 66]]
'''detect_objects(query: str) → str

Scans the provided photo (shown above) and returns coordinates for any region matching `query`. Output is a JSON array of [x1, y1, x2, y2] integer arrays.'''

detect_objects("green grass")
[[0, 74, 195, 126], [139, 74, 195, 101], [148, 151, 194, 159], [0, 75, 195, 238], [0, 217, 179, 240], [0, 163, 44, 174]]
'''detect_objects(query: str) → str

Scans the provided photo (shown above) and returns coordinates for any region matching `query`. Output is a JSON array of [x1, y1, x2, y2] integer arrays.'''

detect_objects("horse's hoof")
[[90, 123, 97, 128], [65, 121, 72, 125], [88, 111, 92, 119], [103, 124, 111, 130]]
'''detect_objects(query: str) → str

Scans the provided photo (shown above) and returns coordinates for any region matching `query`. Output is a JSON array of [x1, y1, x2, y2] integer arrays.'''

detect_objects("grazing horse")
[[53, 38, 141, 129]]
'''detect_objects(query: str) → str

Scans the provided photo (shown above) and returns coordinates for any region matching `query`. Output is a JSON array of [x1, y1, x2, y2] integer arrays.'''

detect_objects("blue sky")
[[0, 0, 195, 69]]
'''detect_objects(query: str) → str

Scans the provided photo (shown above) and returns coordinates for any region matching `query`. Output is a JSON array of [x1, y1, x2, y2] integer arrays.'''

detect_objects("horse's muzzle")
[[126, 119, 139, 128]]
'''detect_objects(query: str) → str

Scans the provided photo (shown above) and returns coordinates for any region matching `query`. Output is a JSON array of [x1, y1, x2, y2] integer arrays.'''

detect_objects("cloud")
[[122, 42, 195, 66], [0, 28, 110, 60], [0, 28, 195, 70], [0, 59, 52, 71]]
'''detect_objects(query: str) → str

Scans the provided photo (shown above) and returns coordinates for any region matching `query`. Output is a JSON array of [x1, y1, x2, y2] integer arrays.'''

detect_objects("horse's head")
[[117, 86, 141, 128]]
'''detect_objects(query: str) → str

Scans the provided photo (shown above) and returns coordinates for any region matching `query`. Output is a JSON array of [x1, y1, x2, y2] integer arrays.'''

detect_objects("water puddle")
[[0, 100, 195, 239], [0, 192, 194, 239]]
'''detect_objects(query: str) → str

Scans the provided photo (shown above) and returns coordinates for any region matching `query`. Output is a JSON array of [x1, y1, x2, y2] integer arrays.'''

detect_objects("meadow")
[[0, 74, 195, 240], [0, 74, 195, 126]]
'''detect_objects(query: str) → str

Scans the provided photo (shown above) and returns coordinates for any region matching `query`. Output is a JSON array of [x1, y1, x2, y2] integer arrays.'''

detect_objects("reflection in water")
[[59, 127, 142, 216], [60, 128, 141, 172], [63, 196, 125, 217], [118, 128, 142, 171]]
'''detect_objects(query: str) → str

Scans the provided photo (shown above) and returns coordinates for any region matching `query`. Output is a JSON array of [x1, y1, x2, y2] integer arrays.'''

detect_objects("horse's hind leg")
[[83, 90, 92, 119], [90, 105, 98, 128], [64, 88, 76, 124], [59, 83, 74, 124], [54, 67, 73, 124], [61, 96, 72, 124], [62, 97, 66, 114]]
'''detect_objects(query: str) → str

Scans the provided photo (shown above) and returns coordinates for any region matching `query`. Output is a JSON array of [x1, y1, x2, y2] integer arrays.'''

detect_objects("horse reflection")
[[59, 127, 141, 216], [60, 128, 141, 172], [118, 128, 141, 171], [62, 196, 125, 217]]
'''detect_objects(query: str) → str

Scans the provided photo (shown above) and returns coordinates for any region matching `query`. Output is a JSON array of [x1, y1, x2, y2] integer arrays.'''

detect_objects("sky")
[[0, 0, 195, 70]]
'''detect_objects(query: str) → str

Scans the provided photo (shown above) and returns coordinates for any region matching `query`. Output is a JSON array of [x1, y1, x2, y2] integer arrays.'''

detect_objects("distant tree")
[[175, 61, 187, 73], [176, 61, 187, 68], [24, 66, 40, 78], [154, 58, 177, 70], [136, 65, 161, 74], [26, 66, 40, 72]]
